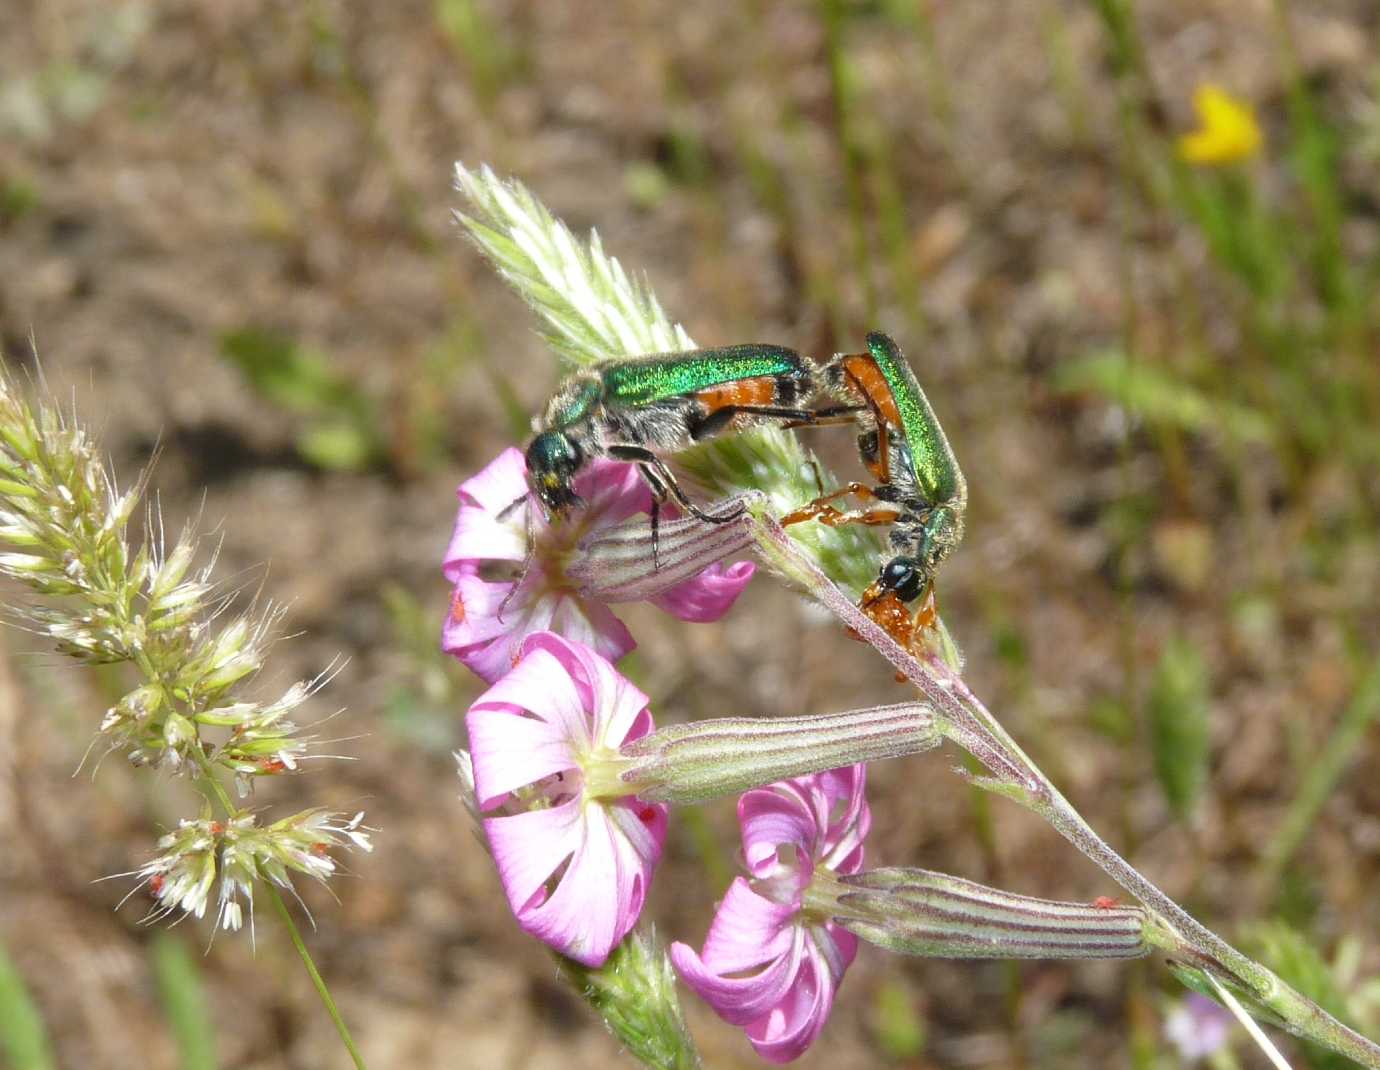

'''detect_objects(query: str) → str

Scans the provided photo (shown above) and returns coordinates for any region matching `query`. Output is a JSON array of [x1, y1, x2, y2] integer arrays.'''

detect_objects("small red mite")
[[310, 843, 330, 857], [209, 821, 224, 836], [260, 757, 288, 773], [148, 874, 165, 895], [1092, 896, 1121, 910]]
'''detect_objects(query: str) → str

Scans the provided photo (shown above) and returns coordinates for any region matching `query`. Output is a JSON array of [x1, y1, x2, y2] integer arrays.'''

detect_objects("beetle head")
[[525, 432, 585, 515]]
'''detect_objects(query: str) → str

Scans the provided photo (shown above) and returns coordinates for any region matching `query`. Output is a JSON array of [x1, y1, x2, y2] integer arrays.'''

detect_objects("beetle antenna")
[[498, 506, 536, 622], [496, 492, 528, 523], [650, 497, 660, 571]]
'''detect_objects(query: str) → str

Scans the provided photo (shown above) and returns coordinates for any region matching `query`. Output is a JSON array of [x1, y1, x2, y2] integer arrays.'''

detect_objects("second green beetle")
[[784, 331, 967, 614]]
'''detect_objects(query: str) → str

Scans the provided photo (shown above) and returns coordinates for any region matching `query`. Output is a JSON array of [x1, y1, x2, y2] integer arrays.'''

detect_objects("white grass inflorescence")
[[0, 364, 370, 933]]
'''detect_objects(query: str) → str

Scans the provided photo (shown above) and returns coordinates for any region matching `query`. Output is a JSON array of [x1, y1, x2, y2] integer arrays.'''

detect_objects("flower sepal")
[[620, 703, 938, 805], [564, 494, 757, 608], [834, 867, 1150, 960]]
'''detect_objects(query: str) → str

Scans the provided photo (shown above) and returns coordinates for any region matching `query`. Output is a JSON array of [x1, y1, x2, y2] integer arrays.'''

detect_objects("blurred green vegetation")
[[1053, 351, 1273, 446], [0, 4, 149, 142], [219, 318, 487, 477], [220, 327, 385, 472], [379, 583, 476, 753], [151, 934, 219, 1070], [1245, 922, 1375, 1070], [434, 0, 525, 103], [0, 942, 53, 1070], [1260, 660, 1380, 900], [1146, 634, 1212, 822], [866, 979, 926, 1061], [0, 177, 40, 223]]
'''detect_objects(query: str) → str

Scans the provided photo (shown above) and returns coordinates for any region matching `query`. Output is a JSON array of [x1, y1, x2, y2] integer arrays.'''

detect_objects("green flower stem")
[[267, 890, 367, 1070], [557, 929, 702, 1070], [188, 750, 367, 1070], [744, 505, 1380, 1068]]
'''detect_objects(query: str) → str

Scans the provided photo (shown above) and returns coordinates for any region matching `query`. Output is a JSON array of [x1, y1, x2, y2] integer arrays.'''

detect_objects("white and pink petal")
[[484, 800, 584, 919], [739, 789, 822, 878], [744, 949, 831, 1064]]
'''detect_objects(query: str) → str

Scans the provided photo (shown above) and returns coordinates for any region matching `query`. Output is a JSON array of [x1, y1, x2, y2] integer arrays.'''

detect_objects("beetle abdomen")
[[693, 375, 785, 414], [830, 353, 903, 427]]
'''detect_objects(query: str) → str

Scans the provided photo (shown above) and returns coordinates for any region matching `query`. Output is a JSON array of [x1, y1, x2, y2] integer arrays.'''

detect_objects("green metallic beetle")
[[522, 344, 825, 525], [783, 331, 967, 610]]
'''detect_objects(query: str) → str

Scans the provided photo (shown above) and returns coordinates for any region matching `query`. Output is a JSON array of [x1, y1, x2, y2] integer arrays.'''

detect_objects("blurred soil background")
[[1, 1, 1379, 1067]]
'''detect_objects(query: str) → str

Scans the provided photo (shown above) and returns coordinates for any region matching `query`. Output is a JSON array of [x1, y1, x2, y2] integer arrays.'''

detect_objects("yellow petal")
[[1177, 83, 1262, 166]]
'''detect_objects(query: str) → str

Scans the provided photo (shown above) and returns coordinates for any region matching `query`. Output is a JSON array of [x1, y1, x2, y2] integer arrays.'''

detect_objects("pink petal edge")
[[651, 560, 756, 622]]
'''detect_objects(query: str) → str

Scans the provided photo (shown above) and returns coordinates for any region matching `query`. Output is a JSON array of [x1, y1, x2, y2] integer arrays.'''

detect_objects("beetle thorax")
[[539, 373, 604, 433], [919, 506, 963, 571]]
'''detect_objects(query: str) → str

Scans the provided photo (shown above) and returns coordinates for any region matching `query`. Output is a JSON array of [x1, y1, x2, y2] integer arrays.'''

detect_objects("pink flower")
[[671, 766, 871, 1063], [466, 631, 669, 967], [442, 448, 755, 683]]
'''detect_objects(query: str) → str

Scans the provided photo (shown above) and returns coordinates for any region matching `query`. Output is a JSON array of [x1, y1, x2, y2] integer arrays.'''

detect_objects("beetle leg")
[[780, 404, 868, 430], [789, 484, 898, 527], [497, 506, 538, 621], [496, 491, 529, 522], [780, 482, 882, 526], [815, 506, 902, 528], [689, 403, 827, 441], [632, 463, 669, 568], [607, 444, 744, 525]]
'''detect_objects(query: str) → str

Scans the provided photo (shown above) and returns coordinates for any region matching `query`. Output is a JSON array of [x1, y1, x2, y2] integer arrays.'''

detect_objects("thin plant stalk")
[[186, 748, 367, 1070], [268, 891, 367, 1070], [1207, 972, 1292, 1070], [745, 501, 1380, 1068]]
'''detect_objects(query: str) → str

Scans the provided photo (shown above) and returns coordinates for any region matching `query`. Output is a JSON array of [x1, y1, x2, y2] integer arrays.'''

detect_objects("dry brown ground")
[[1, 2, 1377, 1067]]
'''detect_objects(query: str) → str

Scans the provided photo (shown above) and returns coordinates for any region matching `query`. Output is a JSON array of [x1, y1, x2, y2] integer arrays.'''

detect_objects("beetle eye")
[[880, 557, 924, 602]]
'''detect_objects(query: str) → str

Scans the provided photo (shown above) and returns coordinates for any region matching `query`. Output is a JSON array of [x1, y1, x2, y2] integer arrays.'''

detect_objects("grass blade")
[[0, 941, 54, 1070], [151, 933, 219, 1070], [1260, 658, 1380, 893]]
